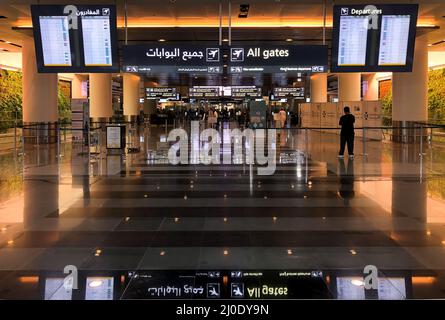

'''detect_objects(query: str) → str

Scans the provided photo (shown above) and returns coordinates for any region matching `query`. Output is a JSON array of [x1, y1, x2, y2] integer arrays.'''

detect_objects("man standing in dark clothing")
[[338, 106, 355, 159]]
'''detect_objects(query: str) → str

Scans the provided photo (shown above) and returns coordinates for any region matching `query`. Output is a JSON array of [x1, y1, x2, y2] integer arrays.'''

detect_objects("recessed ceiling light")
[[351, 279, 364, 286], [286, 38, 293, 42], [222, 38, 229, 42], [158, 39, 166, 42], [88, 280, 103, 288]]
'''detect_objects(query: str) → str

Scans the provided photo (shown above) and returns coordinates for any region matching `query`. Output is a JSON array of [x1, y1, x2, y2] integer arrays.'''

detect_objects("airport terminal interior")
[[0, 0, 445, 300]]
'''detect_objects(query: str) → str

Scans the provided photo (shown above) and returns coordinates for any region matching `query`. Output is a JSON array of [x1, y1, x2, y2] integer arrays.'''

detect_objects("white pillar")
[[123, 73, 140, 117], [89, 73, 112, 119], [310, 73, 327, 103], [22, 38, 58, 123], [392, 36, 428, 122], [362, 73, 379, 101], [72, 74, 88, 99], [338, 73, 361, 102]]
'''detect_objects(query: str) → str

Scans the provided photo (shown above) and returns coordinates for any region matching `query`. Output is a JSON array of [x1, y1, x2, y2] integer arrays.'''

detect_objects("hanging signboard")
[[122, 45, 222, 74], [189, 86, 220, 98], [228, 45, 328, 74], [271, 87, 305, 99], [231, 86, 262, 99], [146, 87, 179, 99]]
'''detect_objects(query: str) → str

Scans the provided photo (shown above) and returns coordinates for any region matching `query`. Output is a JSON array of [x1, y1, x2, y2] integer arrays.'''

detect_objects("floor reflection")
[[0, 124, 444, 299]]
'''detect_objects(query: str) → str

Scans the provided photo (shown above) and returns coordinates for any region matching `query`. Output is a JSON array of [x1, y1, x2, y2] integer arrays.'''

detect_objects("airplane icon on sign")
[[206, 48, 220, 62], [231, 48, 244, 62]]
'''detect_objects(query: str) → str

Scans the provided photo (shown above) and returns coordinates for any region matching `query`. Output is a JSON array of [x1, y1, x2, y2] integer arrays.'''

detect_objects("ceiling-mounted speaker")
[[239, 4, 250, 18]]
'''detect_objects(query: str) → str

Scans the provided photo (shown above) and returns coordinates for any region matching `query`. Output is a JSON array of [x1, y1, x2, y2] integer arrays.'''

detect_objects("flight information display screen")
[[31, 5, 119, 73], [81, 16, 113, 66], [378, 15, 411, 66], [338, 16, 368, 66], [331, 4, 418, 72], [39, 16, 72, 66]]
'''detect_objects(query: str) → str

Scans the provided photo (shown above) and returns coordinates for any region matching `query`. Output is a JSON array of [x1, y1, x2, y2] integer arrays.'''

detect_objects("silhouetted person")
[[338, 106, 355, 159]]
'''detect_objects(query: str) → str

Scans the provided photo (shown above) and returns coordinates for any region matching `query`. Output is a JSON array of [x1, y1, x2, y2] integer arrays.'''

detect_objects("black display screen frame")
[[331, 4, 418, 73], [31, 4, 119, 73]]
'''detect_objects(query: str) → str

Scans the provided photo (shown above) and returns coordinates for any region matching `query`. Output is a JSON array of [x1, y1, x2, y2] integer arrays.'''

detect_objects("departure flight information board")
[[331, 4, 418, 72], [39, 16, 72, 66], [31, 5, 119, 73], [81, 16, 113, 66], [338, 16, 368, 66], [378, 15, 411, 66]]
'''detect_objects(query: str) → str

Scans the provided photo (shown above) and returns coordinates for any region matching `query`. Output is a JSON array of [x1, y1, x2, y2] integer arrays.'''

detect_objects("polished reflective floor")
[[1, 123, 445, 299]]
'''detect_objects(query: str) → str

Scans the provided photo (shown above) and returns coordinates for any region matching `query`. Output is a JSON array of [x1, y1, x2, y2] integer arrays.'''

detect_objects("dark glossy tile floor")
[[0, 123, 445, 299]]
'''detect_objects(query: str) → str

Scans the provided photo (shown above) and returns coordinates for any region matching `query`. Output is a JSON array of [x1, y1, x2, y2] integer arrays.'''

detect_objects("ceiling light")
[[351, 279, 364, 286], [88, 280, 103, 288], [287, 249, 293, 255], [222, 38, 229, 42], [160, 251, 166, 256], [350, 249, 357, 255], [286, 38, 293, 42], [158, 38, 166, 42], [223, 249, 229, 255]]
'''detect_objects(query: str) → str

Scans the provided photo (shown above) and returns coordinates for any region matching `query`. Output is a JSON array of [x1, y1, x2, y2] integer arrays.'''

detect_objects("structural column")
[[310, 73, 327, 103], [392, 36, 428, 142], [362, 73, 379, 101], [123, 73, 140, 121], [22, 38, 58, 143], [338, 73, 361, 102], [89, 73, 113, 121]]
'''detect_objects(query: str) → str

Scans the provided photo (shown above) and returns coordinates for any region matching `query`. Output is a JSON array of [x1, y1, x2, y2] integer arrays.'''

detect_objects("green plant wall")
[[0, 69, 22, 132], [380, 68, 445, 123], [428, 68, 445, 122], [0, 69, 71, 132]]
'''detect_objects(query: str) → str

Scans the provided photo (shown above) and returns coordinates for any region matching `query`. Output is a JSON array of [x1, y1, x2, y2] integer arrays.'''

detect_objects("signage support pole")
[[124, 0, 128, 45], [219, 0, 222, 46], [322, 0, 326, 45], [228, 0, 232, 46]]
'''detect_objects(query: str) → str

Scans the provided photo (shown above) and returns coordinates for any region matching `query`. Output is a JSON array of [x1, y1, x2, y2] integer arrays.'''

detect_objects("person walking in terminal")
[[279, 108, 287, 128], [338, 106, 355, 159]]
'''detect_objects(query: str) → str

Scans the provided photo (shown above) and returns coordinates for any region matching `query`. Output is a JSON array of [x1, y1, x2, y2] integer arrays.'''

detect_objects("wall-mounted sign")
[[123, 45, 222, 74], [146, 87, 178, 99], [271, 87, 305, 99], [331, 4, 418, 72], [228, 45, 328, 74]]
